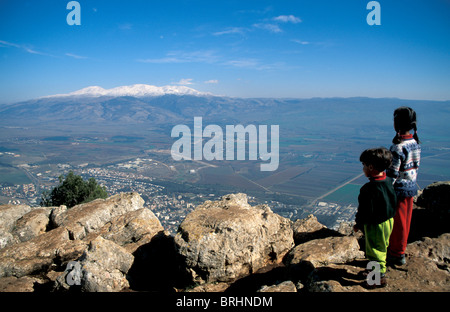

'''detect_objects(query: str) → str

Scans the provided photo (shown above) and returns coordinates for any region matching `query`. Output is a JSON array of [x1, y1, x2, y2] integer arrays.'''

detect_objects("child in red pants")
[[386, 107, 421, 265]]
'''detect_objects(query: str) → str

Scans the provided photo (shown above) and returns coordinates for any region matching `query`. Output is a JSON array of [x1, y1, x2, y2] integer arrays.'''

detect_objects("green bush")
[[41, 171, 108, 208]]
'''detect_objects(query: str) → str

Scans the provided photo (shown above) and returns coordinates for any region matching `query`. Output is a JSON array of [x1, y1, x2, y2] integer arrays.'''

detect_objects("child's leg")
[[389, 197, 413, 257], [364, 218, 394, 274], [404, 197, 414, 243]]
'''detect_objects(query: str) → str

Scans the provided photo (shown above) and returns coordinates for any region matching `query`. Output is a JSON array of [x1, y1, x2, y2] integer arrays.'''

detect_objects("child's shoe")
[[387, 254, 406, 266], [363, 273, 387, 289]]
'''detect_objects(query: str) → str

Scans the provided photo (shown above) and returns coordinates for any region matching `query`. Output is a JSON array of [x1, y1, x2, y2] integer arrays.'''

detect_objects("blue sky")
[[0, 0, 449, 103]]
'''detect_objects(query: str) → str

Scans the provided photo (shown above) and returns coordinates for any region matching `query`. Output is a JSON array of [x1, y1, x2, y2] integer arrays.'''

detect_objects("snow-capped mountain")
[[45, 84, 212, 98]]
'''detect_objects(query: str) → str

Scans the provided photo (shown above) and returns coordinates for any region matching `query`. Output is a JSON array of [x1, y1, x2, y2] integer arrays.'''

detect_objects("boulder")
[[0, 225, 91, 280], [96, 208, 164, 253], [0, 204, 32, 231], [258, 280, 297, 292], [174, 193, 294, 284], [51, 192, 145, 240], [284, 236, 365, 271], [55, 236, 135, 292], [0, 192, 149, 282], [0, 231, 14, 251], [11, 207, 52, 243], [407, 233, 450, 267], [416, 181, 450, 217], [0, 276, 47, 292], [409, 182, 450, 241], [0, 204, 32, 249], [49, 205, 68, 228], [79, 236, 134, 292], [292, 214, 342, 244], [307, 279, 350, 292]]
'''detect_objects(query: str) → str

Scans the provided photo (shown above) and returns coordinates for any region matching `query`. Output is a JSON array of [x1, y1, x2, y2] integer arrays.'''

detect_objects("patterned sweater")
[[386, 134, 421, 198]]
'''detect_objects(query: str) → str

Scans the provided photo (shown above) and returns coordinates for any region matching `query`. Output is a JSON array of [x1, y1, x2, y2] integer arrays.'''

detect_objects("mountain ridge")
[[2, 91, 449, 127], [41, 84, 212, 98]]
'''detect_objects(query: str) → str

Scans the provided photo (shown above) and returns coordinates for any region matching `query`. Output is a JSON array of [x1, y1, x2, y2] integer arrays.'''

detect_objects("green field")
[[323, 183, 361, 205], [0, 166, 31, 185]]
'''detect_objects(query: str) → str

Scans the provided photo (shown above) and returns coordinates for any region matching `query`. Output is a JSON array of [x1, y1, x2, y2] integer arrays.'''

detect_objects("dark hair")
[[360, 147, 393, 172], [392, 106, 420, 144]]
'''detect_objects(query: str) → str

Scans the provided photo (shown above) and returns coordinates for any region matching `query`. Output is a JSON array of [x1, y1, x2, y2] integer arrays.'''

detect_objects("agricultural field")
[[0, 165, 31, 185], [323, 183, 361, 205]]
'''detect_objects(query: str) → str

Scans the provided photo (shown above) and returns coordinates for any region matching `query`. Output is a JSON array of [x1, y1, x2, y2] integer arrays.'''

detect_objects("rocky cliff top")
[[0, 182, 448, 293]]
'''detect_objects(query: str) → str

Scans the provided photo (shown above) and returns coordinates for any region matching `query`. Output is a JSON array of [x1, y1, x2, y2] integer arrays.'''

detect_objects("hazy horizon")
[[2, 83, 450, 106]]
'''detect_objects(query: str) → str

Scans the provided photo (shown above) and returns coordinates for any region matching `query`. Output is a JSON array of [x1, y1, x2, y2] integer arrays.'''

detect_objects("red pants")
[[388, 197, 413, 257]]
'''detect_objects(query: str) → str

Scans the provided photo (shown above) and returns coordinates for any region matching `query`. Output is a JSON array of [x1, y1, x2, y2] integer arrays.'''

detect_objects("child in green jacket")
[[354, 147, 397, 288]]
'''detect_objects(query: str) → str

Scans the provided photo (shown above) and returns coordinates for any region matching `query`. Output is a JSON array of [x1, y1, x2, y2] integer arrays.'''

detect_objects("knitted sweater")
[[386, 134, 421, 198], [355, 172, 396, 227]]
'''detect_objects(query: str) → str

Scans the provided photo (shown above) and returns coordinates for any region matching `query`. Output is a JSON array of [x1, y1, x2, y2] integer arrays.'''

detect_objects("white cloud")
[[24, 48, 41, 54], [204, 80, 219, 84], [225, 59, 293, 71], [0, 40, 20, 48], [213, 27, 246, 36], [173, 78, 194, 85], [65, 53, 88, 59], [252, 23, 282, 33], [291, 39, 310, 45], [273, 15, 302, 24], [212, 14, 300, 38], [138, 50, 219, 64], [0, 40, 54, 57], [225, 59, 260, 68], [138, 57, 180, 64]]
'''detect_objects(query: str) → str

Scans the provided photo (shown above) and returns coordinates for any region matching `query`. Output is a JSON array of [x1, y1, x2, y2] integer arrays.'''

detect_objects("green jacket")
[[355, 173, 397, 228]]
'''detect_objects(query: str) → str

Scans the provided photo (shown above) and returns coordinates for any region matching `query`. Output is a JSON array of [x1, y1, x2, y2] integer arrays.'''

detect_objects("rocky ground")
[[0, 182, 448, 293]]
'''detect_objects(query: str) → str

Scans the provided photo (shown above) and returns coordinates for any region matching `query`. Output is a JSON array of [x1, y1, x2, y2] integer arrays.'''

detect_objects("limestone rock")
[[409, 182, 450, 241], [307, 279, 350, 292], [174, 193, 294, 284], [97, 208, 164, 253], [78, 236, 134, 292], [0, 193, 148, 280], [258, 280, 297, 292], [0, 275, 46, 292], [11, 207, 52, 243], [0, 227, 70, 278], [407, 233, 450, 267], [49, 205, 68, 228], [292, 214, 342, 244], [284, 236, 365, 270], [416, 181, 450, 216], [0, 204, 32, 249], [0, 204, 32, 231], [186, 282, 230, 292], [0, 231, 14, 251], [52, 192, 144, 240]]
